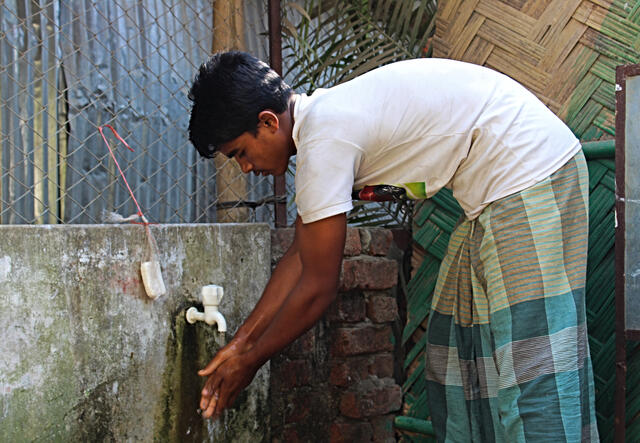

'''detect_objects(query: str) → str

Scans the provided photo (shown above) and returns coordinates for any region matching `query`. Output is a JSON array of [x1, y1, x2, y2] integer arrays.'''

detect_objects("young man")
[[188, 51, 598, 441]]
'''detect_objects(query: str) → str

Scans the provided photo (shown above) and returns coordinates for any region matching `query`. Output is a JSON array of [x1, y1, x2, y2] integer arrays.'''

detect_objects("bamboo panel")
[[485, 46, 550, 94], [528, 0, 582, 45], [476, 17, 546, 65], [442, 0, 481, 50], [448, 13, 485, 60], [538, 18, 586, 72], [475, 0, 536, 36], [521, 0, 554, 18], [433, 0, 640, 143], [461, 35, 494, 65]]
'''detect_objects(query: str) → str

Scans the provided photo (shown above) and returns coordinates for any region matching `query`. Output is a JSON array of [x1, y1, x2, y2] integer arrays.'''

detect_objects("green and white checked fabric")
[[425, 151, 599, 442]]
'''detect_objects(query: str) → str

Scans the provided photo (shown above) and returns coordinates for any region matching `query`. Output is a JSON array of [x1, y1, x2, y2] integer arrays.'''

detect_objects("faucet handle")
[[202, 284, 223, 305]]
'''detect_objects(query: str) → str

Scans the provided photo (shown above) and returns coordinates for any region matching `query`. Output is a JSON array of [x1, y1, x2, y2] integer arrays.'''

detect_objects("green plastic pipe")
[[582, 139, 615, 160], [394, 416, 435, 436]]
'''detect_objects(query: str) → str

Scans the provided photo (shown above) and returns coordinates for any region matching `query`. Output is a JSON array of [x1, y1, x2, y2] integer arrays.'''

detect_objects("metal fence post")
[[268, 0, 287, 228]]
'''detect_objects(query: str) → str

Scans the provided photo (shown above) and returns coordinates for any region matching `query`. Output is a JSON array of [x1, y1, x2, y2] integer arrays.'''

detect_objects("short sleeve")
[[295, 139, 363, 224]]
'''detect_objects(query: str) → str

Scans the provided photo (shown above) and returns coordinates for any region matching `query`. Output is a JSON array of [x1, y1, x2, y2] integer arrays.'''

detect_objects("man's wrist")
[[240, 346, 264, 373], [231, 330, 254, 353]]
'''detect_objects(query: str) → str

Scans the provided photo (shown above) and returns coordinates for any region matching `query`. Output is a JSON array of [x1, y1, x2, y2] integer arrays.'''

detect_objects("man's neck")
[[287, 94, 299, 155], [288, 94, 298, 127]]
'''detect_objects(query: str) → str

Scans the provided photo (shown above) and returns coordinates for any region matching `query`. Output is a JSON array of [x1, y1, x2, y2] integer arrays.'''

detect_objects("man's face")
[[218, 112, 293, 177]]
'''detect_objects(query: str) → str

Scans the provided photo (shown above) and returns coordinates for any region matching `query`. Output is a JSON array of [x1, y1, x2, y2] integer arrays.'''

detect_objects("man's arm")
[[199, 212, 347, 419]]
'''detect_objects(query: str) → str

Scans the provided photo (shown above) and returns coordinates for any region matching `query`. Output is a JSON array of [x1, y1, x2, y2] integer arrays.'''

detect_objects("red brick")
[[340, 257, 398, 291], [272, 359, 312, 389], [281, 428, 303, 443], [331, 326, 394, 357], [360, 228, 393, 256], [285, 395, 311, 424], [371, 354, 394, 379], [329, 355, 395, 387], [370, 414, 397, 442], [330, 358, 369, 387], [283, 328, 315, 358], [330, 421, 373, 442], [339, 378, 402, 418], [369, 229, 393, 256], [344, 228, 362, 256], [327, 292, 366, 323], [329, 361, 350, 386], [366, 295, 398, 323]]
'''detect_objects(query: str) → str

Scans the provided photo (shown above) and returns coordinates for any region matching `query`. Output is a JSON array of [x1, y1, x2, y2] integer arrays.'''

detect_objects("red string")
[[98, 124, 148, 225]]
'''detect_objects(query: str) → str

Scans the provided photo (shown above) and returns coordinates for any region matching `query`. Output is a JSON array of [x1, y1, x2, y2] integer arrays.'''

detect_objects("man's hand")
[[198, 351, 258, 419], [198, 337, 249, 379], [197, 337, 251, 418]]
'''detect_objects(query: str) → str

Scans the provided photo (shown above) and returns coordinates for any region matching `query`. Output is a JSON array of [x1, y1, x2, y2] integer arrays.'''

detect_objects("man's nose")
[[236, 157, 252, 173]]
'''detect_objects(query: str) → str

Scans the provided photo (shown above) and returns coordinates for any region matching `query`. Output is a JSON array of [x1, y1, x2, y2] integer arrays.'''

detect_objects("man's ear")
[[258, 110, 279, 132]]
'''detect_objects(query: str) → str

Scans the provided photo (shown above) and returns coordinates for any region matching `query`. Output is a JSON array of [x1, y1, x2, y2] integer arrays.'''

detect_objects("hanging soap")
[[140, 260, 166, 299]]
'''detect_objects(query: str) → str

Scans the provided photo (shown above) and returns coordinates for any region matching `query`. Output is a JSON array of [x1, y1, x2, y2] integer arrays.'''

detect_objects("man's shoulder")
[[293, 88, 367, 143]]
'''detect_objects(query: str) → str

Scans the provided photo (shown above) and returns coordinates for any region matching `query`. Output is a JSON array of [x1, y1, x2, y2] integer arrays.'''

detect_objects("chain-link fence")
[[1, 0, 279, 225], [2, 0, 417, 229]]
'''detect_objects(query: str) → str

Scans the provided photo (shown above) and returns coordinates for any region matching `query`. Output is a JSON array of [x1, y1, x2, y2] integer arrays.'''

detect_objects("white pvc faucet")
[[186, 285, 227, 332]]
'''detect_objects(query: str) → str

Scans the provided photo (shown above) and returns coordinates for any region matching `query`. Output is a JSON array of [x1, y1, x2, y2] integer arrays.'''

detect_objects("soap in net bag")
[[99, 125, 166, 299]]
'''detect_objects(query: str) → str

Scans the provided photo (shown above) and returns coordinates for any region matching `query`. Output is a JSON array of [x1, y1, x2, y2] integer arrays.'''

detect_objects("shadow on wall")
[[0, 224, 270, 442]]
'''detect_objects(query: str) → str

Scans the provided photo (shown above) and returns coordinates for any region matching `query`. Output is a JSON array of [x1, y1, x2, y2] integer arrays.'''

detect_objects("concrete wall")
[[0, 224, 271, 442]]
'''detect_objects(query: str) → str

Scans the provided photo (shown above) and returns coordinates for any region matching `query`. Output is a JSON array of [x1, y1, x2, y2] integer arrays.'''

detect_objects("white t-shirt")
[[292, 58, 581, 223]]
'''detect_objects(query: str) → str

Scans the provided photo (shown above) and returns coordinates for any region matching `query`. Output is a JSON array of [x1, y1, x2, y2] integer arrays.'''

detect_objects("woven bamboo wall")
[[432, 0, 640, 142]]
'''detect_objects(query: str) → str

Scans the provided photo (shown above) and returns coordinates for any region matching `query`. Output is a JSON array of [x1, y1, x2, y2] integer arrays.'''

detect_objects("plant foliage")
[[283, 0, 437, 91]]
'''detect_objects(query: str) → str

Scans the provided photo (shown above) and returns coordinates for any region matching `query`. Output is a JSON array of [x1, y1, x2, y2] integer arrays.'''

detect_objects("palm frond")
[[283, 0, 437, 91]]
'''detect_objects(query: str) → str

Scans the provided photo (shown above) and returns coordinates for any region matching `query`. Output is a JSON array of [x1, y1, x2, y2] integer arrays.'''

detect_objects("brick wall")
[[269, 228, 407, 442]]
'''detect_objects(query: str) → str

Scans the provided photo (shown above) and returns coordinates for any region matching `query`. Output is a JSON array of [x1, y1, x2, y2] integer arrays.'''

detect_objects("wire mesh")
[[0, 0, 275, 224]]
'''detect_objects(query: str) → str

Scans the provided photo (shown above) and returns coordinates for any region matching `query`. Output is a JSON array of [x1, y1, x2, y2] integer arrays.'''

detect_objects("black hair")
[[188, 51, 292, 158]]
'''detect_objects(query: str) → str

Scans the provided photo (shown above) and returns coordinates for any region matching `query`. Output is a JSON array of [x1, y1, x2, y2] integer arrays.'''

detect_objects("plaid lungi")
[[425, 151, 599, 442]]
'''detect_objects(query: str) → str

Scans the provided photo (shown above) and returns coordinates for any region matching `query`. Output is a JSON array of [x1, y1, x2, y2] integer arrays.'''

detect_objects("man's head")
[[188, 51, 293, 159]]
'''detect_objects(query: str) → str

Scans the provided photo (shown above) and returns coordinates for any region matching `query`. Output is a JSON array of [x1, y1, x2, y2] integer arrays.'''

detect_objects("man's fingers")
[[203, 390, 219, 418], [198, 343, 238, 376], [199, 351, 255, 420], [200, 393, 210, 412], [212, 386, 233, 420], [200, 376, 221, 411], [198, 357, 222, 376]]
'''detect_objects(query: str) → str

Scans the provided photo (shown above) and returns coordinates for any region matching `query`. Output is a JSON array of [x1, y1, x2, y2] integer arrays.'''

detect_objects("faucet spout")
[[206, 310, 227, 332], [185, 284, 227, 332]]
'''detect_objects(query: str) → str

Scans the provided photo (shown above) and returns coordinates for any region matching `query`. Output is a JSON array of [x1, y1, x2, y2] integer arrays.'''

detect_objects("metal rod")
[[614, 64, 627, 443], [268, 0, 287, 227]]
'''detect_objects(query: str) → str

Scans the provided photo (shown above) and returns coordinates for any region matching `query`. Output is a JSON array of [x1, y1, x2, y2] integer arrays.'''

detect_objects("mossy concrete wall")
[[0, 224, 271, 442]]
